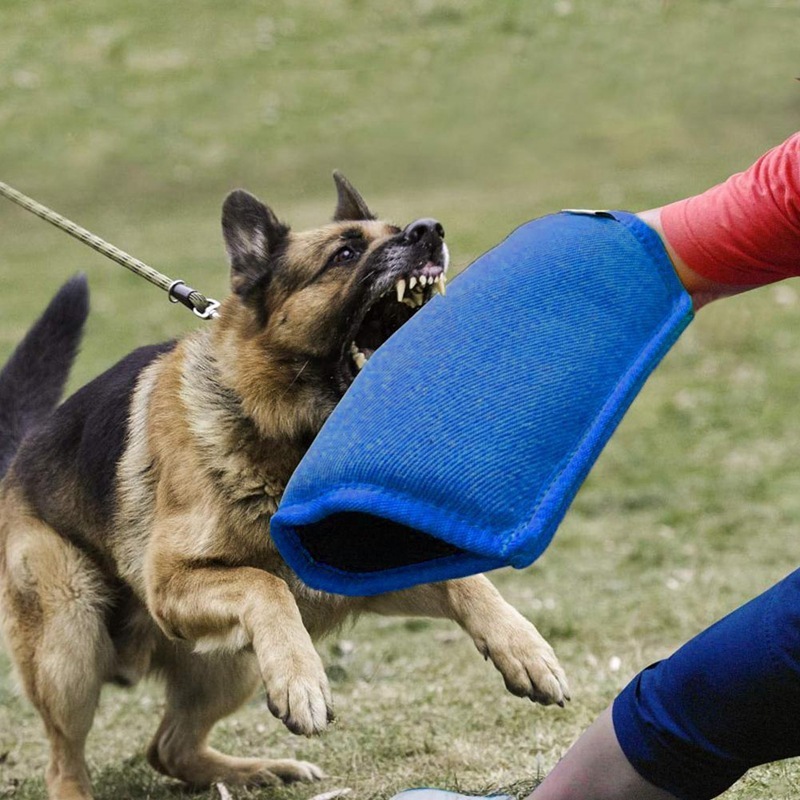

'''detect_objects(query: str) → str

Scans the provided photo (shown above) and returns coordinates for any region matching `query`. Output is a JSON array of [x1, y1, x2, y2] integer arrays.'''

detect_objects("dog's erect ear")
[[222, 189, 289, 298], [332, 171, 376, 222]]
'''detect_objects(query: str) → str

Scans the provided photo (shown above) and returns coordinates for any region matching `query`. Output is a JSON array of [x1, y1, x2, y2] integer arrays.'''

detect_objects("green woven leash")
[[0, 181, 220, 319]]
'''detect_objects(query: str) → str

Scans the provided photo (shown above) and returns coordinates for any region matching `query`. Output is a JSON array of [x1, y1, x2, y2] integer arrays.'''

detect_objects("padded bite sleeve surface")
[[270, 211, 693, 595]]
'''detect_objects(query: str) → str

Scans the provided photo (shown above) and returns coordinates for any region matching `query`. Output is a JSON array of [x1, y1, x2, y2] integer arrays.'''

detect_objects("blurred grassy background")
[[3, 0, 800, 798]]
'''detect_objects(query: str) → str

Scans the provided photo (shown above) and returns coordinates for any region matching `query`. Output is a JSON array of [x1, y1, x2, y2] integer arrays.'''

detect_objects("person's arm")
[[529, 706, 676, 800], [635, 207, 748, 310], [530, 134, 800, 800], [639, 131, 800, 310]]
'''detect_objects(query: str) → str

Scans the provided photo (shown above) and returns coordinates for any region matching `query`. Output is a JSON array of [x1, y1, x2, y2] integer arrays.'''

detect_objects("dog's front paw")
[[261, 644, 334, 736], [475, 612, 570, 707]]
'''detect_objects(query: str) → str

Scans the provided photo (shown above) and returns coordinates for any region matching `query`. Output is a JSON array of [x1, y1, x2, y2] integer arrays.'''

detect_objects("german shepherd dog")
[[0, 174, 568, 800]]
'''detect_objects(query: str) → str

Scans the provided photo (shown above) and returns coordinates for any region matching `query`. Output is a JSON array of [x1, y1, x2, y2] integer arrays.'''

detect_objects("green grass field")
[[3, 1, 800, 798]]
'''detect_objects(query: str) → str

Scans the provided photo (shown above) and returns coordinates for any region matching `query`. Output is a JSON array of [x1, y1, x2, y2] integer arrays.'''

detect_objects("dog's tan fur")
[[0, 177, 568, 800]]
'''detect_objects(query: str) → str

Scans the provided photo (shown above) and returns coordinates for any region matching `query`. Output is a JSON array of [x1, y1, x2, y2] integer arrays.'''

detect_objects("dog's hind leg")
[[147, 647, 325, 788], [0, 515, 114, 800]]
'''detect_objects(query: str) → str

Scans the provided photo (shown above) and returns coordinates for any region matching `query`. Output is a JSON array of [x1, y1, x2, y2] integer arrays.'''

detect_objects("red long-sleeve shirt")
[[661, 132, 800, 287]]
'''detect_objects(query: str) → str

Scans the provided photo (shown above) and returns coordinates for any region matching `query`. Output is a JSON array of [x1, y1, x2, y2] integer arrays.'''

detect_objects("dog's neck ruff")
[[180, 333, 293, 518]]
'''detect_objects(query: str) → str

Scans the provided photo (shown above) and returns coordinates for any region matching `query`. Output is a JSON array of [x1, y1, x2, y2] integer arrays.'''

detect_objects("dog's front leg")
[[146, 556, 333, 736], [365, 575, 570, 707]]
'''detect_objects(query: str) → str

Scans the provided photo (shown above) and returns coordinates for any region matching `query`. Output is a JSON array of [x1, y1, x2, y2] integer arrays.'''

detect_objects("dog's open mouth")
[[343, 254, 448, 380]]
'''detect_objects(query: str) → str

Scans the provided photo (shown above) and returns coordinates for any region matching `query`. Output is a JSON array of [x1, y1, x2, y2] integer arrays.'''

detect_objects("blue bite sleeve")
[[270, 211, 693, 595]]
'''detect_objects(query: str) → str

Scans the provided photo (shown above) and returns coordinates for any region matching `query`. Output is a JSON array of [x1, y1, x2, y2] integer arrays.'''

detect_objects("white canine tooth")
[[436, 275, 447, 296], [396, 278, 406, 302], [353, 352, 367, 370], [421, 275, 429, 287], [409, 276, 417, 290]]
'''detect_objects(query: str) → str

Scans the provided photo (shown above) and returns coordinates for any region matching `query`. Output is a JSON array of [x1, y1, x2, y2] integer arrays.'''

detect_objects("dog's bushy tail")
[[0, 274, 89, 479]]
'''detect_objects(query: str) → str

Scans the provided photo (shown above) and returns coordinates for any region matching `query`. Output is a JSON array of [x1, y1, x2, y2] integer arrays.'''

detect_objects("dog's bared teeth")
[[396, 278, 406, 302], [350, 341, 368, 370], [434, 274, 447, 296], [409, 276, 417, 290]]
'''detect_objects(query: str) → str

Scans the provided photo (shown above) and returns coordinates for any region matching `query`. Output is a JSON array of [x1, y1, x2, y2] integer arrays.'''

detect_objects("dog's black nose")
[[403, 218, 445, 246]]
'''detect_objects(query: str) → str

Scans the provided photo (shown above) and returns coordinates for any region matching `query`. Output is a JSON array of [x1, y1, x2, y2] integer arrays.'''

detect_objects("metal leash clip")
[[168, 280, 220, 319], [193, 298, 220, 319]]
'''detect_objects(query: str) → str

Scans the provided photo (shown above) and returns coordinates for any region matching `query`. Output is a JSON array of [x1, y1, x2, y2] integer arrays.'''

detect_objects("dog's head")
[[216, 173, 448, 436]]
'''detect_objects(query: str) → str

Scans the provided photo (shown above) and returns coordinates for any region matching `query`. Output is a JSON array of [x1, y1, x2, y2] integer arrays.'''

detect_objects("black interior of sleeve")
[[297, 512, 464, 573]]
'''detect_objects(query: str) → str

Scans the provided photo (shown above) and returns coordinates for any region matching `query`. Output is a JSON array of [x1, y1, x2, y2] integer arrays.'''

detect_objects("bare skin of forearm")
[[636, 208, 753, 310], [527, 706, 677, 800]]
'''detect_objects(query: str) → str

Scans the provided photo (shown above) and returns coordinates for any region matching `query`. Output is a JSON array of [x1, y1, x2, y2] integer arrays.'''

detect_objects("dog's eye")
[[331, 245, 360, 266]]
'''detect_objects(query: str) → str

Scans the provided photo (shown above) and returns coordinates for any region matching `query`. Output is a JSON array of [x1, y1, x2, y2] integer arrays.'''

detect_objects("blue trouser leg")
[[613, 567, 800, 800]]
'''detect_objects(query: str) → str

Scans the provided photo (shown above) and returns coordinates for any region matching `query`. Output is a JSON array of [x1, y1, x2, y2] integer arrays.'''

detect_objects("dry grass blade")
[[215, 782, 233, 800]]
